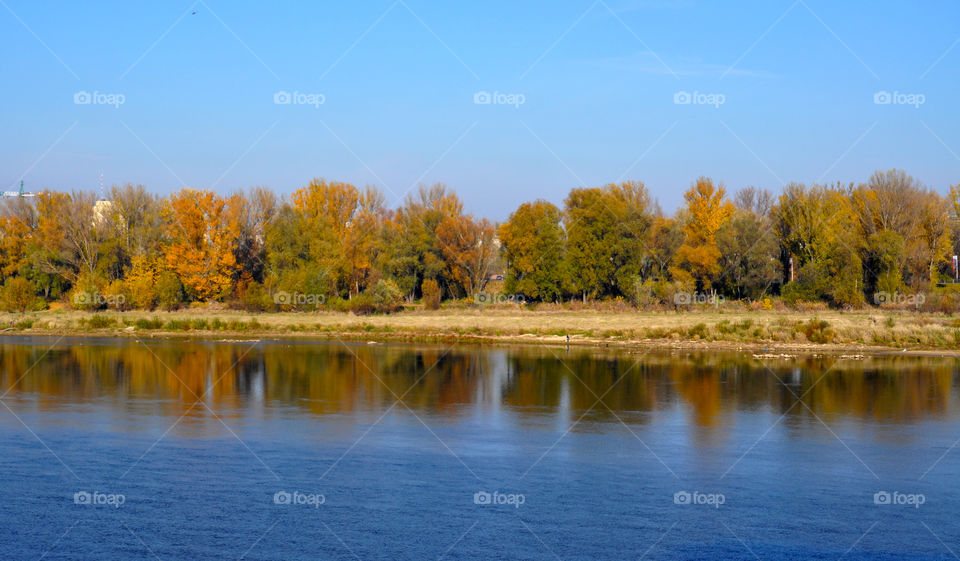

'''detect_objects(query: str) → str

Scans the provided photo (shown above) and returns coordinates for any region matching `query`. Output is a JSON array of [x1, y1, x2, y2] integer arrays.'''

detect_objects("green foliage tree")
[[564, 182, 653, 300], [498, 200, 569, 301], [717, 208, 780, 299], [775, 183, 864, 307]]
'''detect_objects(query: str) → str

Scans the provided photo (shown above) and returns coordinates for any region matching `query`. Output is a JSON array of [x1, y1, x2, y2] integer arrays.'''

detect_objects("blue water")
[[1, 338, 958, 559]]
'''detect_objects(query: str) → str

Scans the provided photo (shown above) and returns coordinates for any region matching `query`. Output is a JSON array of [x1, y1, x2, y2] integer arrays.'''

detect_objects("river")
[[1, 337, 957, 559]]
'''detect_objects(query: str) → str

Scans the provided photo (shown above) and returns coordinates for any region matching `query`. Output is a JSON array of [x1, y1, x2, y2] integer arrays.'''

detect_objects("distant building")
[[93, 199, 114, 225]]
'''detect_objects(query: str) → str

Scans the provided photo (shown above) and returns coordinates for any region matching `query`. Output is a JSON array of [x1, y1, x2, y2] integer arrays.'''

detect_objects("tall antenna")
[[98, 172, 105, 200]]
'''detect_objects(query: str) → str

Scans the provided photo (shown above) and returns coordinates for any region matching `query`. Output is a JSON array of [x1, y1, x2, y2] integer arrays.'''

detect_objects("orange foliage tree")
[[162, 189, 242, 301]]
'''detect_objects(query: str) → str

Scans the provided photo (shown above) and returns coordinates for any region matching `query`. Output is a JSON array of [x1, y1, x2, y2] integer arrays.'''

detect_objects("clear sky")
[[1, 0, 958, 218]]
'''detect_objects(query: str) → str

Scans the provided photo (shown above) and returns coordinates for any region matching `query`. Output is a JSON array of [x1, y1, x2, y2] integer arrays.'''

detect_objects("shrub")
[[370, 279, 404, 313], [240, 282, 272, 312], [687, 323, 709, 339], [134, 317, 164, 330], [422, 279, 441, 310], [626, 277, 656, 308], [69, 275, 101, 311], [155, 271, 185, 311], [1, 277, 41, 313], [86, 314, 117, 329], [347, 292, 376, 315], [798, 318, 835, 344], [104, 279, 132, 311]]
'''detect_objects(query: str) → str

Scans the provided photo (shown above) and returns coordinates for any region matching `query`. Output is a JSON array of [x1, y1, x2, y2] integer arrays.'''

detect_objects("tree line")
[[0, 169, 957, 312]]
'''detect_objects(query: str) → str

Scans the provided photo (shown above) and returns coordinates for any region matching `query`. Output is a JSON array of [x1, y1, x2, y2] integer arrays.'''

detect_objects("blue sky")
[[1, 0, 958, 218]]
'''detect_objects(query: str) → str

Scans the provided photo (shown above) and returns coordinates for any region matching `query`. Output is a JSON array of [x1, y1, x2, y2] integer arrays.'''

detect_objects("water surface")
[[1, 337, 958, 559]]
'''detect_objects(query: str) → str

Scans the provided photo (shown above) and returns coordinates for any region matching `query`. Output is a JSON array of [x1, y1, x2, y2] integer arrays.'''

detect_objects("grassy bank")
[[1, 306, 960, 354]]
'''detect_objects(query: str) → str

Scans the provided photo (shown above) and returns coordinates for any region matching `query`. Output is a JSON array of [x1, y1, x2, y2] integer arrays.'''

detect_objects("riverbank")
[[1, 307, 959, 355]]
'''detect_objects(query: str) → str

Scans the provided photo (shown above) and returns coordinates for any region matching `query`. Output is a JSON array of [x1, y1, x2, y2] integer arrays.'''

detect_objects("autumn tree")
[[904, 190, 952, 288], [717, 188, 780, 299], [848, 170, 955, 292], [98, 183, 162, 283], [648, 216, 683, 281], [774, 182, 863, 306], [670, 177, 734, 290], [564, 182, 653, 300], [230, 187, 277, 292], [287, 179, 386, 298], [0, 198, 36, 279], [950, 184, 960, 220], [162, 188, 243, 301], [380, 184, 463, 300], [498, 200, 569, 301], [343, 186, 386, 296], [436, 214, 498, 297]]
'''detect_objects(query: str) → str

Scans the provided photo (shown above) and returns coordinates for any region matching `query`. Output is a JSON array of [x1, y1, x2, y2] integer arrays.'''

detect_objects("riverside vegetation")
[[0, 169, 959, 350]]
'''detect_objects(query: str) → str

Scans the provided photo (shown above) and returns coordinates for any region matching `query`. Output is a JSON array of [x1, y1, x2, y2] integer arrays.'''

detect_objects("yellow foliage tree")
[[124, 254, 159, 309], [162, 189, 242, 301], [951, 183, 960, 220], [290, 179, 385, 296], [671, 177, 735, 288], [0, 214, 31, 278]]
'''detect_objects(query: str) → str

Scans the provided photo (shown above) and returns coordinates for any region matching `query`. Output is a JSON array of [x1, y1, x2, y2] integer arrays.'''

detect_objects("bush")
[[134, 317, 164, 330], [687, 323, 709, 339], [85, 314, 117, 329], [104, 279, 132, 311], [626, 277, 656, 308], [370, 279, 404, 313], [798, 318, 835, 344], [155, 271, 185, 311], [240, 282, 272, 312], [347, 292, 376, 315], [69, 275, 101, 311], [422, 279, 441, 310], [1, 277, 41, 313]]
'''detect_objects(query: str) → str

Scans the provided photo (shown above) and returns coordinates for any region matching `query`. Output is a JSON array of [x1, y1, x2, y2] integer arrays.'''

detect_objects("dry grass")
[[1, 306, 959, 353]]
